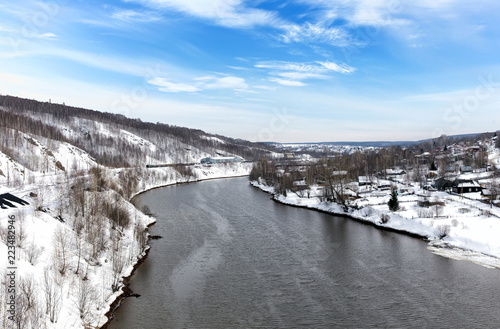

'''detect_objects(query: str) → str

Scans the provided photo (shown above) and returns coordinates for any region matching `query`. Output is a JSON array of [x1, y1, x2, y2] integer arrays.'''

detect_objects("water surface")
[[108, 177, 500, 328]]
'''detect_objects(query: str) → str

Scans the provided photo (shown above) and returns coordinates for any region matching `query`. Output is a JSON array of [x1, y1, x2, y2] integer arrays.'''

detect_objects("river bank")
[[250, 180, 500, 269], [103, 176, 500, 329], [100, 164, 252, 328]]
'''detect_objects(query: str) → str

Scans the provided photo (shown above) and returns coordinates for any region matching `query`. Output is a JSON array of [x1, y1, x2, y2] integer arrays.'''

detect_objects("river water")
[[108, 177, 500, 328]]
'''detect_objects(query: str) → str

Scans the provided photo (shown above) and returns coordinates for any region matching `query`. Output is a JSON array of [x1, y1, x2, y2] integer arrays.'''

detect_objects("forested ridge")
[[0, 95, 275, 167]]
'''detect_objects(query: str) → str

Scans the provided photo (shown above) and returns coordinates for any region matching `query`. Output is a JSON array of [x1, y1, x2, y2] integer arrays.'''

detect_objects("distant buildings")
[[200, 156, 244, 164]]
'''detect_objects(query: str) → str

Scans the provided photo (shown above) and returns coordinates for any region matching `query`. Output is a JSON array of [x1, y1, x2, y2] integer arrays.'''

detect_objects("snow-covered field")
[[251, 179, 500, 269]]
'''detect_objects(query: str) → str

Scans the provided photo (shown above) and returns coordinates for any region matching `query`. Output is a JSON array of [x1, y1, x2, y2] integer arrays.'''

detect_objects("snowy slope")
[[0, 105, 255, 329]]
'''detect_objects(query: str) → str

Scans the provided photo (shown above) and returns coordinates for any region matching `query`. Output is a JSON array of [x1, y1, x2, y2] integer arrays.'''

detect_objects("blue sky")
[[0, 0, 499, 142]]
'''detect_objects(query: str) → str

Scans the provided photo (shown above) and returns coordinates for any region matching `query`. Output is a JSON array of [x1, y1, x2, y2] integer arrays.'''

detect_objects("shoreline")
[[102, 174, 499, 327], [250, 183, 428, 241], [100, 173, 250, 328], [249, 181, 500, 268], [131, 174, 250, 200]]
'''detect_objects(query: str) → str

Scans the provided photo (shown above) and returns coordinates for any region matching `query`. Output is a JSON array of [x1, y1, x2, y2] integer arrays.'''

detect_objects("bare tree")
[[16, 211, 26, 249], [74, 231, 85, 275], [433, 204, 444, 218], [111, 240, 126, 292], [53, 226, 70, 275], [25, 239, 44, 266], [13, 294, 28, 329], [43, 268, 61, 323], [19, 274, 38, 311], [77, 279, 97, 326]]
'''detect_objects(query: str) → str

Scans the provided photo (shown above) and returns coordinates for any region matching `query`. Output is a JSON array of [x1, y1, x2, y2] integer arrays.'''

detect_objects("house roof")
[[454, 180, 481, 188], [332, 170, 348, 176], [386, 168, 406, 175], [358, 176, 374, 183]]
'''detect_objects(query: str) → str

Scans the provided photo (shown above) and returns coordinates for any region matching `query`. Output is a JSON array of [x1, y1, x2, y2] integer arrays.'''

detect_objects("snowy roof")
[[358, 176, 374, 183], [386, 168, 406, 175], [332, 170, 348, 176], [456, 180, 481, 188]]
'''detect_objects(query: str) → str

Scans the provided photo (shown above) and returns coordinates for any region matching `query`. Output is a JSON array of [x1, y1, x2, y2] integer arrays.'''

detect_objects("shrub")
[[436, 225, 451, 239], [417, 208, 433, 218], [380, 213, 390, 224]]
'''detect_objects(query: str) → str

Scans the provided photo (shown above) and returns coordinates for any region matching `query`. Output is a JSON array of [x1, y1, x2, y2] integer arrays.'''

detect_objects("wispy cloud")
[[111, 9, 161, 23], [256, 60, 355, 86], [269, 78, 306, 87], [279, 22, 351, 46], [149, 75, 249, 93], [36, 32, 57, 39], [148, 77, 200, 93], [203, 76, 249, 90], [317, 61, 356, 74], [277, 72, 325, 80], [129, 0, 280, 28]]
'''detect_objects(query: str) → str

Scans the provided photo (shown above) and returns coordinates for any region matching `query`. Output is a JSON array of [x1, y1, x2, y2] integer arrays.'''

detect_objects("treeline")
[[0, 95, 275, 162], [0, 109, 136, 167]]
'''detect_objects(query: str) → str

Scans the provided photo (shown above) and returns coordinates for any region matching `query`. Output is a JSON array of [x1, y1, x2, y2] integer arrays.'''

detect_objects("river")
[[108, 177, 500, 328]]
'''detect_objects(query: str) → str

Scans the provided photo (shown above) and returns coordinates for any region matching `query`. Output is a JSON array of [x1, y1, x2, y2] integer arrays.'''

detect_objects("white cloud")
[[203, 76, 248, 90], [148, 75, 249, 93], [111, 9, 161, 23], [347, 0, 410, 27], [254, 85, 277, 91], [36, 32, 57, 39], [148, 77, 200, 93], [256, 61, 321, 72], [227, 65, 249, 71], [270, 78, 306, 87], [279, 22, 350, 46], [278, 72, 325, 80], [256, 60, 355, 86], [130, 0, 279, 28], [317, 61, 356, 74]]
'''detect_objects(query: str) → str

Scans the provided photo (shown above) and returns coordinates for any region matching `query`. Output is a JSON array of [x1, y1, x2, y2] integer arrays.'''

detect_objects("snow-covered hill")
[[0, 96, 258, 329]]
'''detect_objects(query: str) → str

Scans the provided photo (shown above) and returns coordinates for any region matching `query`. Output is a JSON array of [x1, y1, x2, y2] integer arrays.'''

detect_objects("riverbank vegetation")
[[250, 133, 500, 266]]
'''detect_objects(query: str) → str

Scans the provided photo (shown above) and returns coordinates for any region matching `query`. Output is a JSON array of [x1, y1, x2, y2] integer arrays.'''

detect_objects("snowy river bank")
[[250, 180, 500, 269]]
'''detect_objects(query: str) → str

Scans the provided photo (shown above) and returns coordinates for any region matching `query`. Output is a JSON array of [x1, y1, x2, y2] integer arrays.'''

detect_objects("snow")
[[133, 162, 253, 196], [121, 129, 157, 153], [0, 120, 252, 329], [200, 135, 226, 144], [251, 180, 500, 269]]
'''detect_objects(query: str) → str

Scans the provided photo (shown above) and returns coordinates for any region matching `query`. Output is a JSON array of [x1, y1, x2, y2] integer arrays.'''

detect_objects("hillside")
[[0, 95, 258, 329]]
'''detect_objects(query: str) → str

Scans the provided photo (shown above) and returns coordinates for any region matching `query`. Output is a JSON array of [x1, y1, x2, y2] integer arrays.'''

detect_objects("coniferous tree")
[[388, 189, 399, 212]]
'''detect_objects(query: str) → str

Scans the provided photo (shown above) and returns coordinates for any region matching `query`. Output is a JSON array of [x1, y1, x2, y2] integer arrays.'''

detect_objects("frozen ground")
[[251, 179, 500, 269], [0, 153, 251, 328]]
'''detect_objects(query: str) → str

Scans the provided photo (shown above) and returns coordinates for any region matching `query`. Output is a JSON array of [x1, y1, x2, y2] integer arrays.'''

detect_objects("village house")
[[358, 176, 374, 186], [460, 165, 473, 174], [452, 179, 482, 194], [435, 177, 453, 191]]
